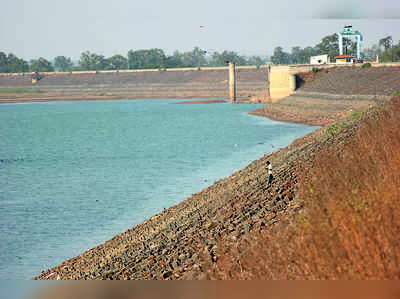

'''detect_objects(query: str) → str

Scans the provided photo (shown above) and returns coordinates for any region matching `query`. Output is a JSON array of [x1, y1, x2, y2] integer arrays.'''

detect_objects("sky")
[[1, 0, 400, 61]]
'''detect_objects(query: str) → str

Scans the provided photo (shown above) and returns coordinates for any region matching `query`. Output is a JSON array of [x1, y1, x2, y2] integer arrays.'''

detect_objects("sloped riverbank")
[[35, 66, 399, 280]]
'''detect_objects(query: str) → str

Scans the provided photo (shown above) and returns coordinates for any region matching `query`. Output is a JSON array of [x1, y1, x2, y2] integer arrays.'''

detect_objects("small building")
[[335, 54, 355, 64], [310, 54, 329, 65]]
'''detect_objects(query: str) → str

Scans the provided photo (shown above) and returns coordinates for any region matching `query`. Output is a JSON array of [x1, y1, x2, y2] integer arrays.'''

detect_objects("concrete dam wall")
[[1, 63, 399, 104], [0, 67, 269, 102]]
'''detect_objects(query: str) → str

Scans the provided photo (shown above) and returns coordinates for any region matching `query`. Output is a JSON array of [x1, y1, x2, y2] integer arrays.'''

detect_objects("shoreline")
[[170, 99, 227, 104], [28, 66, 400, 279], [33, 96, 388, 279], [250, 91, 387, 126], [0, 95, 227, 104], [32, 103, 339, 280]]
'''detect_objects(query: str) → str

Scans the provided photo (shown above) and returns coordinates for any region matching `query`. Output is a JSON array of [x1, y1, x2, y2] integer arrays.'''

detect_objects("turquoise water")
[[0, 99, 317, 280]]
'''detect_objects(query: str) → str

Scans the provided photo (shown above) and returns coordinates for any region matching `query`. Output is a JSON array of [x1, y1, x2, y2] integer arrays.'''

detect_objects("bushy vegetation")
[[391, 90, 399, 97], [0, 48, 268, 74], [200, 96, 400, 279], [0, 34, 398, 74], [270, 34, 400, 65], [311, 67, 321, 73], [378, 36, 400, 63], [361, 62, 372, 69], [270, 33, 342, 64]]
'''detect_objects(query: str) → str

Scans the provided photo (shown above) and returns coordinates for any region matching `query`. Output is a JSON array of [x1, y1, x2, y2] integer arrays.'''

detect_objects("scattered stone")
[[34, 67, 388, 280]]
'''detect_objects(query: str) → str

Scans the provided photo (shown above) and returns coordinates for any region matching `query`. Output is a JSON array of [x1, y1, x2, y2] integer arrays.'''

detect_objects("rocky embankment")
[[251, 66, 400, 125], [34, 66, 398, 280], [35, 110, 369, 280], [0, 68, 268, 103]]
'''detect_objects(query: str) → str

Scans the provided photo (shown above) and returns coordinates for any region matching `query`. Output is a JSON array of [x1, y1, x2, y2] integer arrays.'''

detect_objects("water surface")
[[0, 99, 317, 279]]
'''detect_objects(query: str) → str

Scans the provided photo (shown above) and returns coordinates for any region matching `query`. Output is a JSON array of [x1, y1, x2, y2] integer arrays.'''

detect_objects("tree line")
[[0, 47, 267, 73], [1, 34, 399, 73], [270, 33, 400, 64]]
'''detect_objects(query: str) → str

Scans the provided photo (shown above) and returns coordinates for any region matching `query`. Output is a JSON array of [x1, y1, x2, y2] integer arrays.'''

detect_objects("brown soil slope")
[[35, 105, 370, 280], [33, 66, 398, 280], [251, 66, 400, 126]]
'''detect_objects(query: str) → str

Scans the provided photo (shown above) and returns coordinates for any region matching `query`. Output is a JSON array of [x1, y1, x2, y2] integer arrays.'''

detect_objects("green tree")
[[54, 56, 73, 72], [181, 47, 207, 67], [0, 52, 8, 73], [361, 44, 380, 61], [302, 47, 320, 63], [380, 40, 400, 62], [290, 46, 302, 64], [7, 53, 29, 73], [270, 47, 290, 64], [127, 48, 166, 69], [79, 51, 109, 70], [107, 54, 128, 70], [30, 57, 54, 72], [165, 50, 184, 68], [79, 51, 92, 70], [246, 55, 265, 66], [316, 33, 339, 62], [379, 36, 392, 52], [210, 50, 247, 66]]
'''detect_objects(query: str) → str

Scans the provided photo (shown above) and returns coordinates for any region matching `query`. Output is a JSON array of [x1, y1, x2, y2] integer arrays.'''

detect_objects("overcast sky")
[[1, 0, 399, 60]]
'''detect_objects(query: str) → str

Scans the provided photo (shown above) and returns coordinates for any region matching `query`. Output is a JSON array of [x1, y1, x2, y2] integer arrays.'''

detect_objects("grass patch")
[[325, 121, 348, 137], [0, 87, 45, 94], [350, 111, 364, 120], [391, 90, 399, 97], [361, 62, 372, 69]]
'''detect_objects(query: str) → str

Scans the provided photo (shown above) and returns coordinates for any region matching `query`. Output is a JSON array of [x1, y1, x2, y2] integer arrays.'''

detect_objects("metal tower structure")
[[339, 25, 364, 60]]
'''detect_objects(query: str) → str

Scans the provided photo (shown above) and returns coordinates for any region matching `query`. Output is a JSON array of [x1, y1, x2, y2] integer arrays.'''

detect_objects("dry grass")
[[199, 96, 400, 279]]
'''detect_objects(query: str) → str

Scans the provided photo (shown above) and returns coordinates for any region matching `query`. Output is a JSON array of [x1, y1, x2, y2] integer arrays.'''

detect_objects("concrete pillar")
[[228, 62, 236, 103], [265, 62, 271, 99]]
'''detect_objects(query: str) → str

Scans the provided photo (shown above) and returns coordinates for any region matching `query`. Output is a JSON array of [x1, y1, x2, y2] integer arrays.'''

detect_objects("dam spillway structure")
[[339, 25, 363, 60]]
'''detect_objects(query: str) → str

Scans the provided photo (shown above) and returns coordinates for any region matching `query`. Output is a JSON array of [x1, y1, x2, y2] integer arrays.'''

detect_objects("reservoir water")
[[0, 99, 317, 279]]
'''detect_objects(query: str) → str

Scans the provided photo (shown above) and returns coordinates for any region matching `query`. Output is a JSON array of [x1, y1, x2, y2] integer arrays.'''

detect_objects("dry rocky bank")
[[34, 66, 399, 280], [0, 68, 268, 103], [251, 66, 400, 125]]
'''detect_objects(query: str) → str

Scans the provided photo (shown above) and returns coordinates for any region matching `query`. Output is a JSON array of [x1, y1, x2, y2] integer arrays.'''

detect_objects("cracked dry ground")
[[35, 113, 364, 280]]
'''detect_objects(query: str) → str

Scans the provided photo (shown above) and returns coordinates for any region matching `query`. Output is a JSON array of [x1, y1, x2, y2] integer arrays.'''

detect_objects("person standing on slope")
[[266, 160, 273, 185]]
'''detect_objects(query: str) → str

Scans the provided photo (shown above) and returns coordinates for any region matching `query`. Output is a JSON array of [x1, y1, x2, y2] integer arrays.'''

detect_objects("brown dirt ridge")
[[33, 66, 399, 280]]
